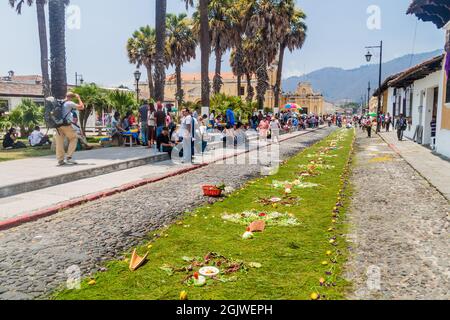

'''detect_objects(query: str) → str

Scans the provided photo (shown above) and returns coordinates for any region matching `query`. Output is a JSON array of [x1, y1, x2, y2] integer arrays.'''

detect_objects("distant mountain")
[[282, 49, 443, 103]]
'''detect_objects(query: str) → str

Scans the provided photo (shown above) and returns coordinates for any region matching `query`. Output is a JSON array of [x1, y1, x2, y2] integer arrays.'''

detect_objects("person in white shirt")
[[270, 116, 281, 142], [181, 108, 193, 163], [28, 126, 50, 147]]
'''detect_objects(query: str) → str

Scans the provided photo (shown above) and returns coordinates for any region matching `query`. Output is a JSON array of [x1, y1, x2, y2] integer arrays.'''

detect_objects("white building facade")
[[435, 22, 450, 158]]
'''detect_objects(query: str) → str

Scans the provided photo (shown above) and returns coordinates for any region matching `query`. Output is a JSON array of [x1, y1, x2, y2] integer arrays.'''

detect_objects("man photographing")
[[55, 92, 85, 166]]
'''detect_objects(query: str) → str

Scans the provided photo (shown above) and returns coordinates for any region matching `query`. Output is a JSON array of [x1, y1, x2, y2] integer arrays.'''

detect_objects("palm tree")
[[241, 38, 258, 104], [166, 13, 197, 107], [9, 0, 51, 97], [228, 0, 251, 97], [154, 0, 167, 102], [208, 0, 233, 94], [246, 0, 290, 110], [127, 26, 156, 99], [182, 0, 210, 109], [48, 0, 69, 99], [274, 5, 307, 109]]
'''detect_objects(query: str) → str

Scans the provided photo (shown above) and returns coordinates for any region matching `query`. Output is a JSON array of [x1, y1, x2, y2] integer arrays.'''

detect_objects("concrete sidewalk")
[[0, 147, 169, 198], [0, 127, 326, 226], [379, 131, 450, 201]]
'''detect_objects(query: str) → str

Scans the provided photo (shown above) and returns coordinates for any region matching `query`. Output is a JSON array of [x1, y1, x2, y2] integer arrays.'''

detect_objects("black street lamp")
[[367, 81, 371, 114], [365, 41, 383, 133], [134, 70, 141, 102], [75, 72, 84, 86]]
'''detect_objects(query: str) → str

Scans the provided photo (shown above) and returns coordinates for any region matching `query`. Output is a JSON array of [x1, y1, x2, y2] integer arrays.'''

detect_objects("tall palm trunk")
[[246, 73, 254, 104], [154, 0, 167, 102], [175, 62, 183, 107], [36, 0, 51, 97], [274, 43, 285, 110], [213, 43, 223, 94], [256, 56, 269, 110], [145, 63, 154, 100], [237, 75, 242, 96], [235, 44, 243, 96], [199, 0, 210, 109], [48, 0, 67, 99]]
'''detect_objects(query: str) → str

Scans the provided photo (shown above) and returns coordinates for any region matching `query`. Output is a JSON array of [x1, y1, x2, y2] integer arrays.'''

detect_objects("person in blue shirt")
[[226, 108, 235, 126]]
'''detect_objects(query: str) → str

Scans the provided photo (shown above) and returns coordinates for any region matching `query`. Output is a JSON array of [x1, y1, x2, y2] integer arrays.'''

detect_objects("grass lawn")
[[0, 145, 54, 162], [0, 136, 103, 162], [54, 129, 355, 300]]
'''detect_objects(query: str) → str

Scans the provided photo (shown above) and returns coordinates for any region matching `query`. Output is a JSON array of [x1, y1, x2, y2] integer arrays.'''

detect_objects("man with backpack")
[[396, 114, 408, 141], [53, 92, 85, 166]]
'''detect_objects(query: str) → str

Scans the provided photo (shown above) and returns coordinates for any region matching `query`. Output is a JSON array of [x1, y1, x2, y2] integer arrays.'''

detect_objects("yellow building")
[[281, 82, 325, 114], [139, 65, 278, 109]]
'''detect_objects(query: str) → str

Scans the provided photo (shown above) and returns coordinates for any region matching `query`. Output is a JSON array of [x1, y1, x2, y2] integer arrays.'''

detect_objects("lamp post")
[[75, 72, 84, 86], [367, 81, 371, 114], [365, 41, 383, 133], [134, 70, 141, 102]]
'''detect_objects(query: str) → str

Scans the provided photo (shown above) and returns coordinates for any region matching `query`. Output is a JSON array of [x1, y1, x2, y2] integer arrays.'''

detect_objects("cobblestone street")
[[0, 128, 334, 300], [346, 130, 450, 300]]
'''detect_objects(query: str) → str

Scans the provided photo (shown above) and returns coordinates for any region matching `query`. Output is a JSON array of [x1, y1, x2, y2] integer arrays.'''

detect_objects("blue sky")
[[1, 0, 445, 87]]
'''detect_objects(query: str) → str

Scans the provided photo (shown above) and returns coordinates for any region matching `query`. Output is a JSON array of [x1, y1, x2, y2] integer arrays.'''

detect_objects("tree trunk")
[[80, 106, 92, 134], [237, 75, 242, 97], [200, 0, 210, 109], [49, 0, 67, 100], [235, 44, 243, 97], [145, 63, 154, 100], [175, 62, 183, 107], [154, 0, 167, 102], [274, 43, 285, 110], [213, 44, 222, 94], [256, 56, 269, 110], [246, 73, 254, 104], [36, 0, 51, 98]]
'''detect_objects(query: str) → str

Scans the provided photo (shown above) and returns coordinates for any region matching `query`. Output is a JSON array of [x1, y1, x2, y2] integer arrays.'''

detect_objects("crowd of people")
[[356, 112, 410, 141], [2, 94, 353, 166], [104, 101, 349, 164]]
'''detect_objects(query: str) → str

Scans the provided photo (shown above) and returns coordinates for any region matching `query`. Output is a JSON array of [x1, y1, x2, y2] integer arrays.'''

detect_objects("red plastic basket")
[[202, 185, 223, 197]]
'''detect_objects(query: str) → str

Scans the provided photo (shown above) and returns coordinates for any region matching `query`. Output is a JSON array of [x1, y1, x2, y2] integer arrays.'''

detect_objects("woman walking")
[[147, 103, 157, 148]]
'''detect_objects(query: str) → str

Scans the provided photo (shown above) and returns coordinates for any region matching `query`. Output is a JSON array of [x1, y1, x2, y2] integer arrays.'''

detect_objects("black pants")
[[367, 126, 372, 138], [397, 129, 404, 141], [162, 146, 173, 159]]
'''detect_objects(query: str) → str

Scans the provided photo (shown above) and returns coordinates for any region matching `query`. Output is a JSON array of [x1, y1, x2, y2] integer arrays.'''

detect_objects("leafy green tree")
[[8, 99, 44, 136], [72, 84, 109, 132], [210, 93, 253, 121], [0, 114, 12, 133], [107, 90, 137, 117]]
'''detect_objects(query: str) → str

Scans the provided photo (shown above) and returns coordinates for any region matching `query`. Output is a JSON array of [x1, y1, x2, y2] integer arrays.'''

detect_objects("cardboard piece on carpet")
[[249, 220, 266, 232], [129, 249, 149, 271]]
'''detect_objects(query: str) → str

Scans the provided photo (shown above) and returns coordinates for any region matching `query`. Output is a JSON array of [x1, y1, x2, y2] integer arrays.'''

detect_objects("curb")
[[0, 127, 326, 232]]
